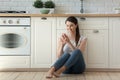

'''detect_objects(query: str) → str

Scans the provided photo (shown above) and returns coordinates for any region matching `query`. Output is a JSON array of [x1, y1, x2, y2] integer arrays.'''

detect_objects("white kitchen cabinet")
[[82, 30, 108, 68], [31, 17, 56, 68], [79, 17, 109, 68], [56, 17, 108, 68], [0, 56, 30, 68], [109, 17, 120, 68]]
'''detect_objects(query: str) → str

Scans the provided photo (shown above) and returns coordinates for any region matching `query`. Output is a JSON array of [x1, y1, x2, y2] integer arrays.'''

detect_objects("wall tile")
[[0, 0, 120, 14]]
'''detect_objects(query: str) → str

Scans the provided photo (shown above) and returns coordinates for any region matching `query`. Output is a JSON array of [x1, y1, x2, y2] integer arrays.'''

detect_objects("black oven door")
[[0, 33, 25, 48]]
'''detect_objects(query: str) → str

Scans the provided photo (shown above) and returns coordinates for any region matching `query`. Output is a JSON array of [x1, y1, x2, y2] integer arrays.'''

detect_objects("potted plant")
[[33, 0, 43, 8], [44, 1, 55, 8], [33, 0, 55, 14]]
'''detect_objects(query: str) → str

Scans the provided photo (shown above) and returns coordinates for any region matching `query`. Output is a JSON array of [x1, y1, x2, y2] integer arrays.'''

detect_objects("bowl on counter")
[[114, 8, 120, 14], [40, 9, 50, 14]]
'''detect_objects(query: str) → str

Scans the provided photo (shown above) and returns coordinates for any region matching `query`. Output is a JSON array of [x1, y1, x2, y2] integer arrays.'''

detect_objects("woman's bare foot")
[[53, 72, 60, 78], [53, 66, 66, 78], [46, 67, 55, 78], [46, 73, 53, 78]]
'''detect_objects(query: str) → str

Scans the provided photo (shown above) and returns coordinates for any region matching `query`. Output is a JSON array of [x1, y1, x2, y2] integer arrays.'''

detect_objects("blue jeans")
[[53, 49, 86, 74]]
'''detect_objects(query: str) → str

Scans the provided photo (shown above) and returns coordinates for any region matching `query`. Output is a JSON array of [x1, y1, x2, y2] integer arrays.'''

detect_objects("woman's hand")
[[59, 33, 67, 45], [59, 33, 70, 46], [59, 37, 66, 45], [61, 33, 70, 43], [62, 33, 76, 51]]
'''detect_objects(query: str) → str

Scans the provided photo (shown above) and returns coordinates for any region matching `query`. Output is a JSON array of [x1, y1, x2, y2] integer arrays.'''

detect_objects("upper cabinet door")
[[109, 17, 120, 68], [31, 17, 56, 68]]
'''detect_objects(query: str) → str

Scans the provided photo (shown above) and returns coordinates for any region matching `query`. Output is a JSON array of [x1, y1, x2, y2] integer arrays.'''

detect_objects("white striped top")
[[63, 35, 86, 54]]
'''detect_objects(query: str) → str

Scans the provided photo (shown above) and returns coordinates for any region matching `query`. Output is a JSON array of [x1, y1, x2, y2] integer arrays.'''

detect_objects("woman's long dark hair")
[[65, 16, 80, 46]]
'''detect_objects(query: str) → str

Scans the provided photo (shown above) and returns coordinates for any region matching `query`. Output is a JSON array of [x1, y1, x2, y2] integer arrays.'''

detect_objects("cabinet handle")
[[79, 17, 86, 21], [41, 17, 47, 20], [93, 30, 99, 33]]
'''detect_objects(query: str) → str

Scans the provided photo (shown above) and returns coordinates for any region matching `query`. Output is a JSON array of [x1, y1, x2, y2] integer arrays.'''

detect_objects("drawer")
[[78, 17, 108, 29], [57, 17, 108, 30], [0, 56, 30, 68]]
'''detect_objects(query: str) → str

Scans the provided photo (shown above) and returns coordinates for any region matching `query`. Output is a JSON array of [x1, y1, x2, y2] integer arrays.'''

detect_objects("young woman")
[[46, 16, 87, 78]]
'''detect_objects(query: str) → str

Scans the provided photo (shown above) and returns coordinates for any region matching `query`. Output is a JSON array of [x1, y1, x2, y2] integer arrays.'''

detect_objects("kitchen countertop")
[[1, 13, 120, 17]]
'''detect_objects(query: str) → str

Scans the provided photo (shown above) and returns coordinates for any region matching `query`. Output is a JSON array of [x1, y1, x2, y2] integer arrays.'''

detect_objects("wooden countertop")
[[0, 13, 120, 17]]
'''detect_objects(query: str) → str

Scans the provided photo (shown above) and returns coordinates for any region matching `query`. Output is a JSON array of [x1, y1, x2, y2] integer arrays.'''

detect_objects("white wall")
[[0, 0, 120, 14]]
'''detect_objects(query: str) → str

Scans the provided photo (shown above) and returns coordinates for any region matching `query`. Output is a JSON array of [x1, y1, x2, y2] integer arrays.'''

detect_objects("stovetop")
[[0, 11, 26, 13]]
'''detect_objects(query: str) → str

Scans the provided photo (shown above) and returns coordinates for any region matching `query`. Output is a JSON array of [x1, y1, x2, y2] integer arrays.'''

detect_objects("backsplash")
[[0, 0, 120, 14]]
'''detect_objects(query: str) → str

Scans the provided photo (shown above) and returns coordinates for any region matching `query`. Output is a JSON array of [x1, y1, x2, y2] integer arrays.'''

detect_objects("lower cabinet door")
[[109, 18, 120, 68], [31, 17, 56, 68], [83, 30, 108, 68]]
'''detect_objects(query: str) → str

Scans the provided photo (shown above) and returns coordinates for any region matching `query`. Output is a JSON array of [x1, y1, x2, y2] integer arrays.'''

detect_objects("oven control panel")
[[0, 17, 30, 26]]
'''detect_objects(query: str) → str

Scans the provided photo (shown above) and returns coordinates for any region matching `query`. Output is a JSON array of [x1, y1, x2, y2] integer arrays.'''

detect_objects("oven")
[[0, 17, 30, 56]]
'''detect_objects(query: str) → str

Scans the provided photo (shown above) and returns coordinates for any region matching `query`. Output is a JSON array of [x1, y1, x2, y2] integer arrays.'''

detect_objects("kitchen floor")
[[0, 72, 120, 80]]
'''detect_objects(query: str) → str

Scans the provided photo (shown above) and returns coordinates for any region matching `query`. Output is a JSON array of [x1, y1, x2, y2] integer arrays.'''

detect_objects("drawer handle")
[[41, 17, 47, 20], [93, 30, 99, 33], [80, 17, 86, 21]]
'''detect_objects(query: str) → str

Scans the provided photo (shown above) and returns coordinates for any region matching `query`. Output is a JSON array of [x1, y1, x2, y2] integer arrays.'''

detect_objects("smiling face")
[[65, 16, 80, 45], [66, 21, 77, 35]]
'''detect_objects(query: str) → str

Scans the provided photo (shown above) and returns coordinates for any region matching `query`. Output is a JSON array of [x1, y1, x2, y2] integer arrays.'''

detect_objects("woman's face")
[[66, 21, 77, 34]]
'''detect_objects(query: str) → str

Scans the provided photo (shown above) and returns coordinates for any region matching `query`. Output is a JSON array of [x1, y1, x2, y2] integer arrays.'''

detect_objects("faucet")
[[80, 0, 84, 13], [80, 0, 86, 20]]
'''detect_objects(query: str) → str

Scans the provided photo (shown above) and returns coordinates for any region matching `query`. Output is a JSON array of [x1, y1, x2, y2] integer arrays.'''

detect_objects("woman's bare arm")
[[67, 41, 76, 51], [77, 38, 87, 53], [57, 37, 65, 58]]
